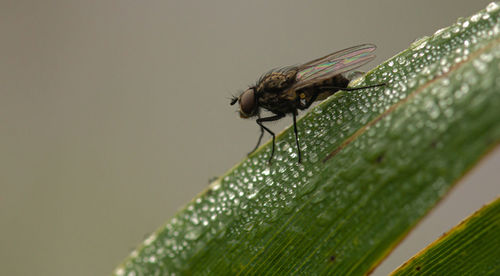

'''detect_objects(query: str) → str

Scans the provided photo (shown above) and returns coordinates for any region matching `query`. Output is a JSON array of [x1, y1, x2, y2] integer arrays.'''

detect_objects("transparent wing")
[[292, 44, 376, 90]]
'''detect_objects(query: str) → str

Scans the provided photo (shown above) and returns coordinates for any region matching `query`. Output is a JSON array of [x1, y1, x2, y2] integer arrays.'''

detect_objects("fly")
[[230, 44, 385, 164]]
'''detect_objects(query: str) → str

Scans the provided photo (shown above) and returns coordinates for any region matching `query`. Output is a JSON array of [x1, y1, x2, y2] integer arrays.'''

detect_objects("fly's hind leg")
[[292, 111, 302, 163], [318, 83, 386, 92]]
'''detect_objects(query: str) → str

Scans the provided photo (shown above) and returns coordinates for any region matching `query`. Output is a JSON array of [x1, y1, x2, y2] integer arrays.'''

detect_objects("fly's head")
[[230, 87, 258, 118]]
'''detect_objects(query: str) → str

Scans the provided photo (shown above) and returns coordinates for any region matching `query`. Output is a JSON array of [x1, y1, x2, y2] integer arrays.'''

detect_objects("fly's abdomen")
[[296, 74, 350, 103], [319, 74, 350, 88]]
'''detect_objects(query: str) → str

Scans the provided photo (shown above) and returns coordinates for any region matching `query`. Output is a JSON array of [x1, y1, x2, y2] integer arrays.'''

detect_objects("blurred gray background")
[[1, 1, 498, 275]]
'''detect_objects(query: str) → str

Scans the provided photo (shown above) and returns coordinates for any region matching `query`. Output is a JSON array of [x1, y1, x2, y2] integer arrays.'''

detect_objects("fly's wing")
[[291, 44, 377, 91]]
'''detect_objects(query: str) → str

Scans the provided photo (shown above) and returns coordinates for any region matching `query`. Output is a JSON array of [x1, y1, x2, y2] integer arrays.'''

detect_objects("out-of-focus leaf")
[[392, 197, 500, 275]]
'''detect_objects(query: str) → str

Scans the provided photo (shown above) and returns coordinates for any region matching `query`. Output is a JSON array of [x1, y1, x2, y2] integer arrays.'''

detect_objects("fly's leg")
[[319, 83, 385, 92], [292, 112, 301, 163], [291, 83, 385, 164], [256, 113, 285, 164], [297, 82, 386, 110], [248, 124, 264, 156]]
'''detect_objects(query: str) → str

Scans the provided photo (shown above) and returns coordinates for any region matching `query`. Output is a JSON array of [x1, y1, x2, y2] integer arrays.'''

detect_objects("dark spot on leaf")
[[416, 266, 421, 271], [323, 146, 343, 162], [375, 153, 385, 163], [206, 189, 213, 196], [207, 176, 218, 184], [329, 255, 336, 262], [430, 140, 438, 148]]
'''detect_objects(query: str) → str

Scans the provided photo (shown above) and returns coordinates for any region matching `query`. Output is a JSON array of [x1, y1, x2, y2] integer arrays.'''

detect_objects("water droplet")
[[472, 59, 487, 73], [451, 26, 461, 33], [494, 23, 500, 35], [143, 233, 157, 246], [425, 99, 440, 120], [247, 189, 258, 199], [190, 215, 200, 225], [486, 2, 500, 12], [299, 180, 317, 197], [262, 168, 270, 176], [471, 12, 482, 22], [411, 36, 429, 50], [308, 152, 319, 163], [147, 256, 157, 263], [441, 31, 451, 39], [434, 27, 447, 36], [311, 190, 326, 204], [317, 211, 334, 226], [480, 52, 493, 63], [114, 268, 125, 276]]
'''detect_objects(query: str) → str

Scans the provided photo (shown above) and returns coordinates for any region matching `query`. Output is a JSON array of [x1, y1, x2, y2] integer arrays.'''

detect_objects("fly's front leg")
[[256, 113, 285, 164], [248, 117, 264, 156]]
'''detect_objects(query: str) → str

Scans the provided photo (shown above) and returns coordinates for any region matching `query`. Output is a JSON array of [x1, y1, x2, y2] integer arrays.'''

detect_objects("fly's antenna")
[[230, 96, 238, 105]]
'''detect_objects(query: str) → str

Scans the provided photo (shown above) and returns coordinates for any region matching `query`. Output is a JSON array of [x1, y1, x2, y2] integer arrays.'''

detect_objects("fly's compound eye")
[[239, 88, 256, 118]]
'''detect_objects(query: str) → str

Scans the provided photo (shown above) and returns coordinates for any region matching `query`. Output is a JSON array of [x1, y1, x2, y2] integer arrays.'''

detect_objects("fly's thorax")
[[257, 87, 299, 114], [257, 69, 298, 92]]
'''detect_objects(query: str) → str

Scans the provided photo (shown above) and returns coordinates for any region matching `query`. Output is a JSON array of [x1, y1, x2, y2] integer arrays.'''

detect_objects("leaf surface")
[[114, 3, 500, 275]]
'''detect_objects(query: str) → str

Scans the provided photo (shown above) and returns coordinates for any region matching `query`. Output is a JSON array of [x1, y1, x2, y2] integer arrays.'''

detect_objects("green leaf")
[[114, 3, 500, 275], [391, 197, 500, 275]]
